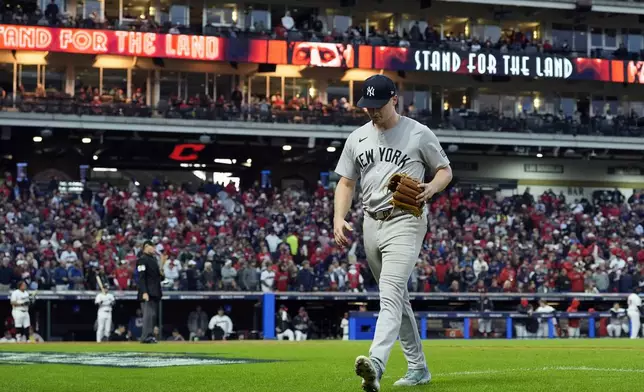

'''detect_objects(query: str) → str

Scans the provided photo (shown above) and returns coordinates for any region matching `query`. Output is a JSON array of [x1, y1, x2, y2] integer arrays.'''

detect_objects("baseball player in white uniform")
[[10, 281, 32, 342], [627, 291, 642, 339], [334, 75, 452, 392], [95, 287, 115, 342]]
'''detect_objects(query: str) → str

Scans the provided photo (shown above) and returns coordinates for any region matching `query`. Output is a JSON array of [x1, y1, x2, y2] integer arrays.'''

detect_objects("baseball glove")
[[386, 173, 424, 217]]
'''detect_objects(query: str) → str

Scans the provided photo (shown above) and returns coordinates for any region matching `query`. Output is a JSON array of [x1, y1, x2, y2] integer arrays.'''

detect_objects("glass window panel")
[[0, 63, 13, 96], [559, 97, 576, 116], [184, 72, 207, 99], [327, 80, 348, 103], [248, 10, 270, 31], [170, 5, 189, 26], [605, 96, 618, 115], [626, 30, 642, 52], [551, 24, 573, 49], [44, 65, 65, 93], [500, 95, 517, 117], [102, 69, 127, 95], [333, 16, 351, 33], [591, 27, 603, 47], [605, 28, 617, 48], [284, 77, 309, 103], [75, 67, 100, 96], [206, 7, 234, 26], [573, 26, 587, 52], [478, 94, 499, 112], [131, 70, 148, 103], [84, 0, 101, 18], [159, 71, 178, 99], [251, 76, 267, 101], [19, 65, 38, 93], [215, 74, 233, 101], [269, 76, 282, 101]]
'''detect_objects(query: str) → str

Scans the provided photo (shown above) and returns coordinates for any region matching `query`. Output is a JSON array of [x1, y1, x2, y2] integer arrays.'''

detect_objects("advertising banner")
[[0, 25, 629, 83]]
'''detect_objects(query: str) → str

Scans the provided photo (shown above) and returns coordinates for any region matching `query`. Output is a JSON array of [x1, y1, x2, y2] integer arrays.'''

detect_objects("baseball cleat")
[[355, 355, 381, 392], [392, 368, 431, 387]]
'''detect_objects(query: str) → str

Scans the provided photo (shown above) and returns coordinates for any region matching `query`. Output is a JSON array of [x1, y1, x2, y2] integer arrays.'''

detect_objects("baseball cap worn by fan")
[[356, 74, 397, 109]]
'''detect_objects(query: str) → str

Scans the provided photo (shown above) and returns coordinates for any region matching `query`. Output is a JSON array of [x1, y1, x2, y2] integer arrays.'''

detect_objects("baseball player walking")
[[10, 281, 33, 342], [95, 286, 115, 342], [334, 75, 452, 391]]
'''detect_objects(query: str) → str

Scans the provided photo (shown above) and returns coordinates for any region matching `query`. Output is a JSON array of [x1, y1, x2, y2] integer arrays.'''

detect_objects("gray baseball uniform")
[[334, 115, 450, 374]]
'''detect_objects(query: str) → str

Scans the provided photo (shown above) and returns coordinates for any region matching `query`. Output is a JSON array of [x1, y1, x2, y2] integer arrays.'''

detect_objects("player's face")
[[366, 97, 397, 126]]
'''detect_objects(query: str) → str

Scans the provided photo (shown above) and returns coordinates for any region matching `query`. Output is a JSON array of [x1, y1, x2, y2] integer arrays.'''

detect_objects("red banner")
[[0, 25, 227, 61]]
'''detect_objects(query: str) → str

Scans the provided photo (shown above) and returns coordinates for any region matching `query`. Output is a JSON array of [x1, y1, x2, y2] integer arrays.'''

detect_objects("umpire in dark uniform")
[[137, 240, 163, 343]]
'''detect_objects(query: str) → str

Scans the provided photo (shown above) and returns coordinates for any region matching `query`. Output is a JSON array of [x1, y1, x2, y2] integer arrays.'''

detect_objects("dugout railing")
[[0, 291, 640, 341]]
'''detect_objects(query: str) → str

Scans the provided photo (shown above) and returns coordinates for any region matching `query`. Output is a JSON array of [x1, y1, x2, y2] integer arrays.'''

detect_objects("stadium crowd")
[[0, 172, 644, 295], [7, 84, 644, 137]]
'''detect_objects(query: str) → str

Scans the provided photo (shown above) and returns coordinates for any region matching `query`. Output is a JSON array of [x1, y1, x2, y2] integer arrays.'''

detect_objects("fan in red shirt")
[[566, 299, 581, 338], [568, 268, 585, 292], [274, 264, 290, 292], [114, 262, 132, 290]]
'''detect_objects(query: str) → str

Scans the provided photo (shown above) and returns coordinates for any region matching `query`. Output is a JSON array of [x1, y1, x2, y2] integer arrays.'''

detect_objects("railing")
[[6, 95, 644, 137], [1, 291, 639, 341]]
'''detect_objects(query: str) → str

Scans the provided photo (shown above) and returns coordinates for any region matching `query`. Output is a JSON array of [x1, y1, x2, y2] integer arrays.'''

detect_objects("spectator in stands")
[[221, 260, 237, 291], [0, 256, 12, 292], [187, 306, 208, 341], [260, 261, 275, 292]]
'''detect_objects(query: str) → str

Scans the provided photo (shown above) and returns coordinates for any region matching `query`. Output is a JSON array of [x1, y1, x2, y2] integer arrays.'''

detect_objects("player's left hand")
[[416, 183, 437, 203]]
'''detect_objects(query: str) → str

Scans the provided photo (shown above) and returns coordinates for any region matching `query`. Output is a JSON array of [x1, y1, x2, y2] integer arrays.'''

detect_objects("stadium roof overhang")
[[0, 111, 643, 151]]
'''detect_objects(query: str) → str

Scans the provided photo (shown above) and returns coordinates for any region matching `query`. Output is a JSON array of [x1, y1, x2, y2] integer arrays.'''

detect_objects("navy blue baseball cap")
[[357, 74, 397, 109]]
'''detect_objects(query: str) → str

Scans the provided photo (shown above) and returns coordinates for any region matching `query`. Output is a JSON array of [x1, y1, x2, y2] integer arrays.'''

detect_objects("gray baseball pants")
[[363, 211, 428, 373]]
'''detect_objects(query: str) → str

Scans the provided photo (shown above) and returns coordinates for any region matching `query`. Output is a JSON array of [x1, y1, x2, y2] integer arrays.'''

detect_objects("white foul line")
[[436, 366, 644, 377]]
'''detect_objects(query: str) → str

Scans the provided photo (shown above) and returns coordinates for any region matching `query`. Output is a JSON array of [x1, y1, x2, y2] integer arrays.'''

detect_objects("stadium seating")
[[0, 176, 643, 294]]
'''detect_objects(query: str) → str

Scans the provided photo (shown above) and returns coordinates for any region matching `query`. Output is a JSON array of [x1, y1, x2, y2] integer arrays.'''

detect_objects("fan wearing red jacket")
[[566, 299, 581, 338]]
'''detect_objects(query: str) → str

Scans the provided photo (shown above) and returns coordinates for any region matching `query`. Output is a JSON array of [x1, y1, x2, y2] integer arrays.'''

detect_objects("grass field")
[[0, 339, 643, 392]]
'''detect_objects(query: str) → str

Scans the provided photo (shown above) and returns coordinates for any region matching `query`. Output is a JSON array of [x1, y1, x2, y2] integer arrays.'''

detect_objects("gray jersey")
[[334, 116, 450, 213]]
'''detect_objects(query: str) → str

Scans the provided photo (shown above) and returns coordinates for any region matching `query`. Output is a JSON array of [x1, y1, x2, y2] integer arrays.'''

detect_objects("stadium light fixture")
[[327, 146, 336, 153], [81, 137, 92, 144], [282, 145, 292, 151], [246, 158, 252, 163], [536, 153, 543, 158], [33, 136, 43, 143], [92, 167, 117, 172], [92, 155, 98, 161]]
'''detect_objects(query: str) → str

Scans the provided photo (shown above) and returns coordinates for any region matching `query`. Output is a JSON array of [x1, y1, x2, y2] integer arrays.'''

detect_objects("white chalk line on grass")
[[438, 366, 644, 377], [346, 366, 644, 381]]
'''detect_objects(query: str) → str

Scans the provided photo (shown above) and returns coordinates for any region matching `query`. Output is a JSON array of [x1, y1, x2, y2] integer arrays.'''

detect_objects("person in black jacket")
[[515, 299, 532, 339], [137, 240, 163, 343]]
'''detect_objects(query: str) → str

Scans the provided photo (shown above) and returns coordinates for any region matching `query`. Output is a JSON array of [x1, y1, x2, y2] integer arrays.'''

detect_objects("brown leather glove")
[[386, 173, 424, 217]]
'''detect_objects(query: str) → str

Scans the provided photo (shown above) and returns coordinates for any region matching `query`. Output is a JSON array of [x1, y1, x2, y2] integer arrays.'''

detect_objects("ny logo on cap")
[[366, 86, 375, 97]]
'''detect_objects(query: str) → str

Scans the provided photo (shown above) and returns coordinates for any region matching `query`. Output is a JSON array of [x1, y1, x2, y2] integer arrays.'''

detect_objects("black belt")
[[367, 208, 401, 221]]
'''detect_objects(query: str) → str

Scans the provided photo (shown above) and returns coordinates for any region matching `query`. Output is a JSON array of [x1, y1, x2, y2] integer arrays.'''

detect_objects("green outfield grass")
[[0, 339, 643, 392]]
